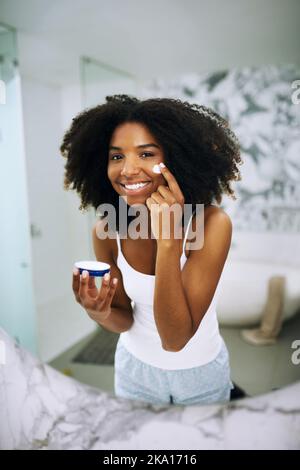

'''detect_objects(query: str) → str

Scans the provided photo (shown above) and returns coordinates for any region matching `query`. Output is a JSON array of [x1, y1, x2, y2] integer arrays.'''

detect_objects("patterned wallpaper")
[[139, 65, 300, 233]]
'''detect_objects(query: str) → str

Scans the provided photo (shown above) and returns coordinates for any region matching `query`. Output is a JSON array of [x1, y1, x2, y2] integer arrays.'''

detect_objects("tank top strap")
[[183, 209, 196, 252], [115, 230, 121, 252]]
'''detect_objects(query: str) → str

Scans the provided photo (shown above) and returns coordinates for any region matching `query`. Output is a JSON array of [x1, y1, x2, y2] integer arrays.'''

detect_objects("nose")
[[120, 159, 140, 178]]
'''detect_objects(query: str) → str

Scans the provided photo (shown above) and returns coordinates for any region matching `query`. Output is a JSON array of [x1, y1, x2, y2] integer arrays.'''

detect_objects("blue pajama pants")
[[114, 337, 234, 406]]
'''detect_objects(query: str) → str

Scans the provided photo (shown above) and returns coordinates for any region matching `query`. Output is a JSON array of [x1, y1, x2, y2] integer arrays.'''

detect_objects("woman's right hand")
[[72, 268, 118, 323]]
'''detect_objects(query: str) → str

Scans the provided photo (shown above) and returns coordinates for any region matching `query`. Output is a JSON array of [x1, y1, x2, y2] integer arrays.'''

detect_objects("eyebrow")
[[109, 143, 160, 151]]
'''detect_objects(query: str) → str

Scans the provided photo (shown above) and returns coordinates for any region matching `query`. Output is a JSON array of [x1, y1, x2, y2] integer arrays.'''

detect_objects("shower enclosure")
[[0, 24, 37, 354]]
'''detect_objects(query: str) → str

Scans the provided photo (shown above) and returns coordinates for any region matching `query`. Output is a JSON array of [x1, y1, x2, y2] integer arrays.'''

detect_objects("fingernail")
[[159, 162, 166, 168], [152, 164, 161, 174], [73, 267, 79, 275], [113, 278, 118, 284], [104, 273, 110, 281], [82, 270, 88, 278]]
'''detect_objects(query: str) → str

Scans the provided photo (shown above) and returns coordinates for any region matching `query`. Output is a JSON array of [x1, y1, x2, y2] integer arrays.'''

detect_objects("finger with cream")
[[152, 163, 165, 174]]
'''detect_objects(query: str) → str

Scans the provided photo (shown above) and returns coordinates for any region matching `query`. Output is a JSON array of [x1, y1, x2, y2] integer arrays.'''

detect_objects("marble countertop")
[[0, 327, 299, 450]]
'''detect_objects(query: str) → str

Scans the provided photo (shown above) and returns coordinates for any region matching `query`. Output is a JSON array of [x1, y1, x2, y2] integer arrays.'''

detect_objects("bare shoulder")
[[203, 206, 232, 248], [187, 205, 232, 257], [92, 219, 114, 261], [206, 205, 232, 229], [92, 220, 133, 312], [190, 204, 232, 232]]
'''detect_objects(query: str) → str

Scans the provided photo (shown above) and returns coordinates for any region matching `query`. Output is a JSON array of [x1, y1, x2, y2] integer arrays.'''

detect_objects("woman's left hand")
[[146, 164, 185, 244]]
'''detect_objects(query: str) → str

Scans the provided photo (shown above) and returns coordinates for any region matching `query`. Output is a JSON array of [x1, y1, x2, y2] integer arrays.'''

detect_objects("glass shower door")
[[81, 56, 137, 108], [0, 24, 37, 354]]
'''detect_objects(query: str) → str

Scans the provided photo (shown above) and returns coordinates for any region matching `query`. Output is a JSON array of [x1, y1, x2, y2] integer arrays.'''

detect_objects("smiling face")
[[107, 122, 167, 205]]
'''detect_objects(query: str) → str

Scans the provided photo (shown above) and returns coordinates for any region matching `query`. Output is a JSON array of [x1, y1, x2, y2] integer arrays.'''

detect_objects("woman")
[[61, 94, 242, 406]]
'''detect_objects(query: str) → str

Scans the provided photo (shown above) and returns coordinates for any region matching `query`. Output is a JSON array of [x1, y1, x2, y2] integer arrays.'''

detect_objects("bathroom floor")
[[49, 312, 300, 399]]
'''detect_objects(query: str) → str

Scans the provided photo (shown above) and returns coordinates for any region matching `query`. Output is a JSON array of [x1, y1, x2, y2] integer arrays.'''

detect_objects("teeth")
[[124, 182, 148, 190]]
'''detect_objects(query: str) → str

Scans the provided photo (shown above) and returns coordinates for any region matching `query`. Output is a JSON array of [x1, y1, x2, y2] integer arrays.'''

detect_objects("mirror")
[[1, 21, 300, 410]]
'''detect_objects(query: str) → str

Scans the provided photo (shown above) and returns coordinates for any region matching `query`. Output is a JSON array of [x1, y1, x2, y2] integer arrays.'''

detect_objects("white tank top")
[[116, 211, 222, 370]]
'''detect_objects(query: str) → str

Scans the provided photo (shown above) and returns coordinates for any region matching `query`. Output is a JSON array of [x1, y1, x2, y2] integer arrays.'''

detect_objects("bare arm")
[[153, 209, 232, 351], [153, 242, 191, 351], [72, 220, 134, 334], [91, 220, 134, 333], [98, 306, 133, 333]]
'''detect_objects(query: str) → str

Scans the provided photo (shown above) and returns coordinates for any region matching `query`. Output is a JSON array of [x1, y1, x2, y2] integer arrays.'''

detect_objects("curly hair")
[[60, 94, 242, 228]]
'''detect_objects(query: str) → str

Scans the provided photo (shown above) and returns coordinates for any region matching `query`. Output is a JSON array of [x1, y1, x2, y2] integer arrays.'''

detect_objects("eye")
[[110, 154, 122, 161], [141, 152, 154, 158], [110, 152, 154, 161]]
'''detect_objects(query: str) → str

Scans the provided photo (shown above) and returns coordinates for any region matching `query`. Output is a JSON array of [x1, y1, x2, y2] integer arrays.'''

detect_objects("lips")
[[119, 181, 152, 195], [119, 181, 151, 185]]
